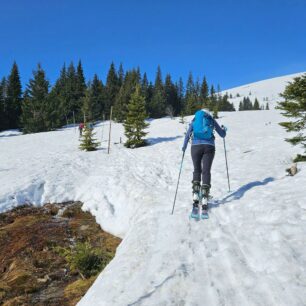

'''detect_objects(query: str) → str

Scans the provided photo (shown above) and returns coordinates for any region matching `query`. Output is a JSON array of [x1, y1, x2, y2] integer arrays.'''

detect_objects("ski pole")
[[171, 151, 185, 215], [223, 138, 231, 192]]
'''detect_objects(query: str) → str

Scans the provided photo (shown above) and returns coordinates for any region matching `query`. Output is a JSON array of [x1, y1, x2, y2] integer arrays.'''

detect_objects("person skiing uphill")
[[182, 108, 227, 219]]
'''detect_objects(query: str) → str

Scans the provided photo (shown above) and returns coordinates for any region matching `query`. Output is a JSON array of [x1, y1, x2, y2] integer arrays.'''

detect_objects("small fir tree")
[[277, 74, 306, 161], [213, 106, 219, 119], [179, 112, 185, 124], [266, 102, 270, 110], [124, 85, 149, 148], [239, 101, 243, 111], [79, 124, 100, 151]]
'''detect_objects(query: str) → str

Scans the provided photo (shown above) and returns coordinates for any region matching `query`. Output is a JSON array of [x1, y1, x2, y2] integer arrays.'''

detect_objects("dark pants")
[[191, 144, 215, 185]]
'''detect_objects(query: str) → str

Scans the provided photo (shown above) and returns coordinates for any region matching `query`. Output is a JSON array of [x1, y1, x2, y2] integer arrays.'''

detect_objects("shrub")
[[55, 242, 113, 278]]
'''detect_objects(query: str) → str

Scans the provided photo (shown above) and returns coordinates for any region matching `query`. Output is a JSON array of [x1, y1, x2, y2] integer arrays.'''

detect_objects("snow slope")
[[1, 71, 306, 305], [1, 107, 306, 305], [222, 72, 305, 110]]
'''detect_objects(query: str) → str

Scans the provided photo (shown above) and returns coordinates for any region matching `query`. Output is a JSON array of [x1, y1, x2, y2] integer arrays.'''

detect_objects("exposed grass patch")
[[0, 202, 121, 305]]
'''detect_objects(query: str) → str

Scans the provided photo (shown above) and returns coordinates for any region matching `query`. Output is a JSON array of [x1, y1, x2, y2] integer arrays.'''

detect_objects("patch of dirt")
[[0, 202, 121, 306]]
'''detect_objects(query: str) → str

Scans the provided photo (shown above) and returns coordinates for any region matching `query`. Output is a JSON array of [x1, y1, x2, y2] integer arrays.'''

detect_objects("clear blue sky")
[[1, 0, 305, 90]]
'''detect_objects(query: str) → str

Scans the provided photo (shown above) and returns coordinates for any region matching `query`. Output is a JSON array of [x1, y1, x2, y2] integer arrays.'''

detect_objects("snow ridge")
[[223, 72, 305, 110]]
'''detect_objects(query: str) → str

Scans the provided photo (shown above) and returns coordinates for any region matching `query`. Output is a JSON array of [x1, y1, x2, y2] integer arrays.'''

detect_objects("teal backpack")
[[193, 110, 214, 140]]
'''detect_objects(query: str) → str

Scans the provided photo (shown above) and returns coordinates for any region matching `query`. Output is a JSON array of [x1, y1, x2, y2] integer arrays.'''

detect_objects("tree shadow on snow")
[[210, 177, 275, 209], [147, 135, 182, 146], [0, 130, 21, 138]]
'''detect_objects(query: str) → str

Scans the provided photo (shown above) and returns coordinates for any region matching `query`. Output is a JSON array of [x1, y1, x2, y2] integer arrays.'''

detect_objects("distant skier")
[[79, 123, 85, 137], [182, 108, 227, 219]]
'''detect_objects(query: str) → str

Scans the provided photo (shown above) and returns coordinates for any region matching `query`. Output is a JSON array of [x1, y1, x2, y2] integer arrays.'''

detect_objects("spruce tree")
[[124, 85, 149, 148], [195, 78, 201, 101], [185, 72, 198, 115], [208, 85, 217, 111], [177, 77, 185, 115], [113, 69, 140, 122], [82, 89, 93, 122], [0, 78, 6, 131], [6, 62, 22, 129], [146, 81, 154, 116], [113, 86, 126, 122], [165, 74, 179, 117], [150, 66, 166, 118], [65, 62, 79, 123], [141, 72, 149, 108], [242, 97, 253, 110], [90, 74, 105, 121], [75, 60, 87, 119], [105, 62, 119, 117], [253, 98, 260, 110], [277, 74, 306, 161], [79, 124, 100, 151], [213, 105, 219, 119], [48, 64, 68, 128], [239, 101, 243, 111], [21, 64, 50, 133], [118, 63, 124, 87], [200, 76, 209, 108], [266, 102, 270, 110]]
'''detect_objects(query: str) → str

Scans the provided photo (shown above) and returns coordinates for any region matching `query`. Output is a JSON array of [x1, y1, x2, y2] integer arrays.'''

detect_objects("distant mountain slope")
[[222, 72, 305, 110]]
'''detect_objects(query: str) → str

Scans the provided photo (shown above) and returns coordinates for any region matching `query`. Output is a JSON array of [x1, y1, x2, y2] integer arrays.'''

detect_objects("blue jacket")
[[182, 116, 226, 151]]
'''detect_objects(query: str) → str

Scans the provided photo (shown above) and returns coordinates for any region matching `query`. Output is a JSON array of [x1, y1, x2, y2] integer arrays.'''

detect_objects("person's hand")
[[182, 146, 186, 152]]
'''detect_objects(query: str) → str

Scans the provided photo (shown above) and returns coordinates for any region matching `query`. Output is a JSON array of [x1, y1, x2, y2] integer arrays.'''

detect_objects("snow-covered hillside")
[[223, 72, 305, 110], [1, 107, 306, 305]]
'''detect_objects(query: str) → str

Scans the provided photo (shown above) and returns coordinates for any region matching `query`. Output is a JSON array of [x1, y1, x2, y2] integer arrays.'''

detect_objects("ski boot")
[[201, 184, 210, 219], [191, 203, 200, 219], [191, 181, 201, 219]]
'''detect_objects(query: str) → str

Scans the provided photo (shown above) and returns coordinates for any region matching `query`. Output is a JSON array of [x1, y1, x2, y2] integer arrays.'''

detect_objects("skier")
[[79, 122, 84, 137], [182, 108, 227, 219]]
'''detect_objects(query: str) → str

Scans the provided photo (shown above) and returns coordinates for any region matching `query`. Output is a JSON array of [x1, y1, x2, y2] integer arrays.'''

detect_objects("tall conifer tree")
[[48, 64, 68, 127], [185, 72, 198, 115], [65, 62, 79, 122], [200, 76, 209, 108], [0, 78, 6, 131], [6, 62, 22, 128], [149, 66, 166, 118], [105, 62, 119, 117], [90, 74, 105, 121], [21, 64, 50, 133], [164, 74, 179, 117], [118, 63, 124, 87], [177, 77, 185, 115], [76, 60, 86, 102]]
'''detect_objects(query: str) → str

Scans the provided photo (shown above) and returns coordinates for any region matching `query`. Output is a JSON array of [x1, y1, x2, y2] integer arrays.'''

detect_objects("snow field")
[[1, 89, 306, 304]]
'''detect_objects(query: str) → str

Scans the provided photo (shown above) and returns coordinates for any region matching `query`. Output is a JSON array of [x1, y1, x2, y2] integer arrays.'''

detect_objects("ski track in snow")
[[1, 108, 306, 306]]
